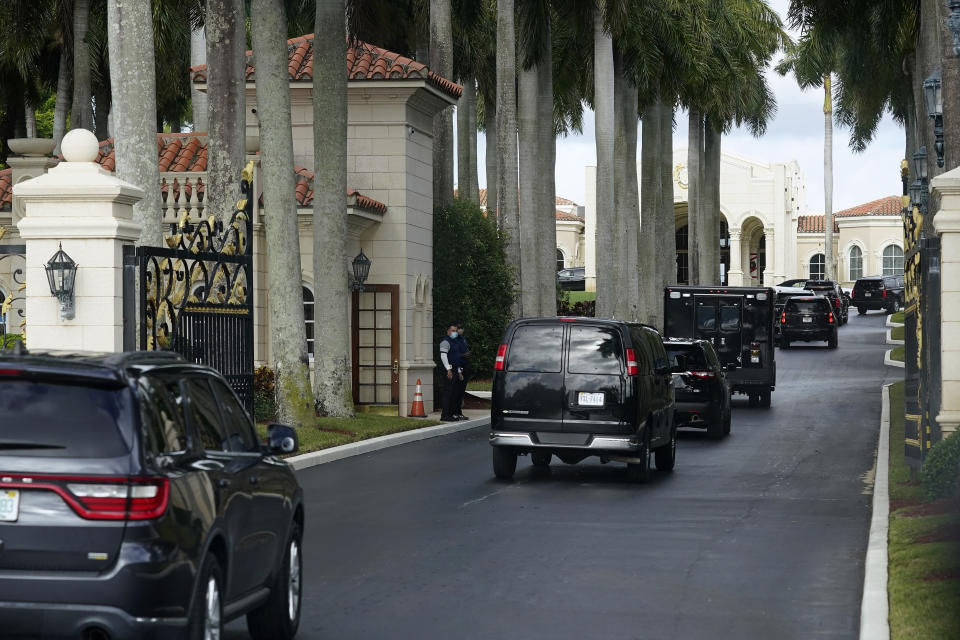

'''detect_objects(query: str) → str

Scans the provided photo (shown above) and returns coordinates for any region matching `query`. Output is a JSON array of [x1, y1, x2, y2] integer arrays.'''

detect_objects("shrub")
[[433, 198, 515, 379], [557, 298, 595, 317], [1, 334, 24, 350], [253, 365, 277, 422], [920, 431, 960, 501]]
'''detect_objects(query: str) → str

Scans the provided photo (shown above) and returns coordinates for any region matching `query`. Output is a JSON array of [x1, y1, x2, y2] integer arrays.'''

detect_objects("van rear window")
[[856, 280, 881, 290], [0, 381, 131, 457], [786, 299, 829, 314], [568, 326, 623, 375], [507, 325, 563, 372]]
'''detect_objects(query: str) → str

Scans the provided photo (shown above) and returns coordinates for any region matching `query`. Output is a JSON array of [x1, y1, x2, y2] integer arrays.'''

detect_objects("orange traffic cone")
[[409, 378, 427, 417]]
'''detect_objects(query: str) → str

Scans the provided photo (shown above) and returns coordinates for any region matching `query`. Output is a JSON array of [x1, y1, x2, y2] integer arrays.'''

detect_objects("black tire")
[[828, 331, 838, 349], [247, 522, 303, 640], [707, 411, 724, 439], [530, 451, 552, 467], [759, 390, 772, 408], [890, 299, 901, 314], [626, 429, 652, 483], [655, 425, 677, 472], [187, 554, 224, 640], [723, 408, 731, 435], [858, 306, 867, 315], [781, 339, 790, 349], [747, 394, 758, 408], [492, 446, 517, 480]]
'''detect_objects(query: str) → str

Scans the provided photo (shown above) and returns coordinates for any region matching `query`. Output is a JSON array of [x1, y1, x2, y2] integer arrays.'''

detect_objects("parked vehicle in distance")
[[776, 278, 808, 288], [774, 286, 812, 346], [851, 275, 905, 314], [804, 280, 849, 325], [0, 349, 304, 640], [489, 317, 676, 483], [664, 286, 776, 408], [557, 266, 586, 291], [664, 339, 732, 439], [780, 296, 838, 349]]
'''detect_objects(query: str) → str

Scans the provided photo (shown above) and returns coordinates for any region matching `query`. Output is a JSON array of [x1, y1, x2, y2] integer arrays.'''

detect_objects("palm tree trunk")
[[823, 74, 834, 281], [483, 92, 497, 218], [430, 0, 454, 208], [496, 0, 520, 317], [518, 64, 540, 317], [313, 0, 353, 417], [702, 118, 721, 285], [640, 102, 661, 326], [467, 80, 479, 204], [191, 26, 209, 132], [612, 49, 638, 321], [658, 100, 676, 302], [537, 25, 557, 316], [71, 0, 94, 131], [457, 74, 478, 203], [593, 7, 615, 318], [53, 48, 70, 153], [106, 0, 162, 247], [687, 108, 703, 285], [205, 0, 247, 224], [250, 0, 314, 428], [93, 82, 110, 140]]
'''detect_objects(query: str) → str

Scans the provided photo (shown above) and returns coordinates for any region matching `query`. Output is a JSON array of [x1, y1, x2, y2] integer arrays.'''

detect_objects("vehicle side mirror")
[[726, 363, 737, 372], [266, 423, 299, 455]]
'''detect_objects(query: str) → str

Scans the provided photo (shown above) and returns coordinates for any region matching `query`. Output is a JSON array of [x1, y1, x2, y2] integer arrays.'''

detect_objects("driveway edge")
[[287, 416, 490, 471], [860, 382, 891, 640], [884, 350, 905, 368], [885, 329, 904, 345]]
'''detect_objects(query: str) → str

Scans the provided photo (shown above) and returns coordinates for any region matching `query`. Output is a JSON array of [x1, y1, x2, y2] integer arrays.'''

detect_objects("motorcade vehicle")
[[776, 278, 808, 288], [664, 286, 776, 408], [557, 266, 586, 291], [774, 285, 812, 346], [804, 280, 849, 325], [851, 275, 905, 314], [664, 339, 732, 439], [779, 296, 838, 349], [489, 317, 676, 483], [0, 348, 304, 640]]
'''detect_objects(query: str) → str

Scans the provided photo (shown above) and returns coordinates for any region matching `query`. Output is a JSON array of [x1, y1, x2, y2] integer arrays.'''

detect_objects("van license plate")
[[803, 316, 813, 323], [864, 293, 871, 297], [578, 392, 604, 407], [0, 489, 20, 522]]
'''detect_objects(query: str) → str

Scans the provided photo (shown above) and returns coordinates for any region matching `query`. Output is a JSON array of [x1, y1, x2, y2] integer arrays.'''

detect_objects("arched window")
[[809, 253, 825, 280], [883, 245, 904, 275], [303, 286, 315, 358], [556, 248, 565, 272], [849, 246, 863, 281]]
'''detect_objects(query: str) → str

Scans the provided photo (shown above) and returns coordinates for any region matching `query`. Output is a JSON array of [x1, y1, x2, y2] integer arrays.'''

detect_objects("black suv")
[[851, 275, 905, 314], [490, 318, 675, 483], [804, 280, 849, 324], [0, 349, 304, 640], [665, 339, 732, 438], [780, 296, 839, 349], [557, 266, 586, 291]]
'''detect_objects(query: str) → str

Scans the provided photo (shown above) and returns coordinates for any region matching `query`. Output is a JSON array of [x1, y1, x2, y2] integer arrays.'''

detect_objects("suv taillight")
[[625, 349, 639, 376], [882, 289, 887, 298], [494, 344, 507, 371], [781, 312, 786, 324], [687, 370, 715, 380], [828, 312, 835, 324], [0, 475, 169, 521]]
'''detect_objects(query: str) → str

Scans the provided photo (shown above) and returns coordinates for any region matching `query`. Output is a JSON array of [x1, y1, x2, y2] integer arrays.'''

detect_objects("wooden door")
[[352, 284, 400, 405]]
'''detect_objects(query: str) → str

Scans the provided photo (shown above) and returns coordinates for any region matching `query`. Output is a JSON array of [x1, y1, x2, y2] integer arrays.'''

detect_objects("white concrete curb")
[[286, 415, 490, 471], [468, 390, 492, 399], [885, 315, 904, 328], [885, 329, 904, 346], [884, 350, 905, 369], [860, 383, 892, 640]]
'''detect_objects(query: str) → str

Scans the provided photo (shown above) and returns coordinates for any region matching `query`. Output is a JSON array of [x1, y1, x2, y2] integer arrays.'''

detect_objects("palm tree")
[[106, 0, 162, 246], [313, 0, 354, 417], [593, 4, 615, 318], [496, 0, 520, 316], [191, 26, 208, 131], [71, 0, 94, 132], [431, 0, 454, 208], [249, 0, 314, 427]]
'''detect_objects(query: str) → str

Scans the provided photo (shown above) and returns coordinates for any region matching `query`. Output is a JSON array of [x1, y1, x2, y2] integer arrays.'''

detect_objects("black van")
[[489, 318, 676, 483], [663, 286, 776, 407]]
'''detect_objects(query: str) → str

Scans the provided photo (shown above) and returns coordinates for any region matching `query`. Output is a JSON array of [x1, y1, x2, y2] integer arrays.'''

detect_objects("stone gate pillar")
[[932, 166, 960, 437], [13, 129, 143, 352], [728, 229, 743, 286]]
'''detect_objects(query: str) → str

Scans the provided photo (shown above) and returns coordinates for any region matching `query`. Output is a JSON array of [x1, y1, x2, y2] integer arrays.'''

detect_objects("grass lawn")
[[257, 414, 441, 455], [887, 381, 960, 640], [466, 378, 492, 391], [891, 311, 905, 324], [566, 290, 596, 304], [891, 346, 905, 362], [891, 325, 905, 341]]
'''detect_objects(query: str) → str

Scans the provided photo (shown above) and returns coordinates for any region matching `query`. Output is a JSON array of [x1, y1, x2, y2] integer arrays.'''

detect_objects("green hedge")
[[921, 431, 960, 501], [433, 199, 515, 378], [1, 334, 24, 349]]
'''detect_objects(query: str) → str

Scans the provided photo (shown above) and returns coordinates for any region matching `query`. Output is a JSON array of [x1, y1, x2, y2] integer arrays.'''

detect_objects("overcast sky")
[[461, 0, 905, 214]]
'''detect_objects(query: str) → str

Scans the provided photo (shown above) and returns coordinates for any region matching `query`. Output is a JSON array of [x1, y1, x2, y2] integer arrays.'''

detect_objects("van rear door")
[[563, 324, 627, 434], [498, 323, 565, 432], [694, 295, 743, 366]]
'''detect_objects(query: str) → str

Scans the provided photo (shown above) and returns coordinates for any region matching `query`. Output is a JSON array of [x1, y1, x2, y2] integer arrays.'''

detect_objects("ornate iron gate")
[[0, 239, 26, 342], [138, 165, 255, 415]]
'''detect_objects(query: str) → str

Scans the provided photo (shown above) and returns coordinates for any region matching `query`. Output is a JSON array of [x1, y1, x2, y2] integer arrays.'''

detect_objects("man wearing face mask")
[[451, 323, 471, 420], [438, 324, 463, 422]]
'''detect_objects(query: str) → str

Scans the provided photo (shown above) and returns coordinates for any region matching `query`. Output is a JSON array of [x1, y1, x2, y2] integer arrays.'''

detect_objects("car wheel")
[[247, 522, 303, 640], [781, 339, 790, 349], [759, 390, 772, 408], [723, 408, 732, 435], [828, 331, 838, 349], [892, 299, 901, 313], [747, 394, 758, 407], [530, 451, 552, 467], [187, 554, 224, 640], [655, 425, 677, 472], [707, 411, 724, 439], [492, 446, 517, 480], [626, 429, 652, 483]]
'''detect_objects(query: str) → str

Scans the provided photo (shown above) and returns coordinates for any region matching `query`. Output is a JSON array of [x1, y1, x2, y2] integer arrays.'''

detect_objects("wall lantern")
[[45, 243, 77, 321], [949, 0, 960, 56], [909, 182, 922, 210], [350, 249, 372, 292], [913, 146, 929, 181], [923, 67, 944, 167]]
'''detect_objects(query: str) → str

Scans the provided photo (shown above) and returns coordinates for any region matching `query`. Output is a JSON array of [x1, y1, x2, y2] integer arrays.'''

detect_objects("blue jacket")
[[448, 335, 468, 367]]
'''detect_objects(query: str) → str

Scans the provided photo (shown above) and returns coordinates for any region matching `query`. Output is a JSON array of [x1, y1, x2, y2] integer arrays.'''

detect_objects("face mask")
[[450, 332, 458, 339]]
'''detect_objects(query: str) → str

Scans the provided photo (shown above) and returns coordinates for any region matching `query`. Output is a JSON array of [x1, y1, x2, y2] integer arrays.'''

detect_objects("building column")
[[763, 227, 775, 286], [14, 129, 143, 352], [727, 229, 743, 286], [932, 166, 960, 436]]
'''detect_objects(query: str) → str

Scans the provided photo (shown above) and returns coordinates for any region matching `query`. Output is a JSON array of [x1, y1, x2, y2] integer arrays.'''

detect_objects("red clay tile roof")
[[833, 195, 903, 217], [189, 35, 462, 100], [0, 168, 11, 213], [556, 209, 583, 222], [797, 215, 840, 233], [293, 165, 386, 213]]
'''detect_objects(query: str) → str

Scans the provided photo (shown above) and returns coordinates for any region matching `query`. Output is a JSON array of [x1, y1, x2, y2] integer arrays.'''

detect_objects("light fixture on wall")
[[349, 249, 372, 292], [922, 67, 944, 167], [45, 243, 77, 321]]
